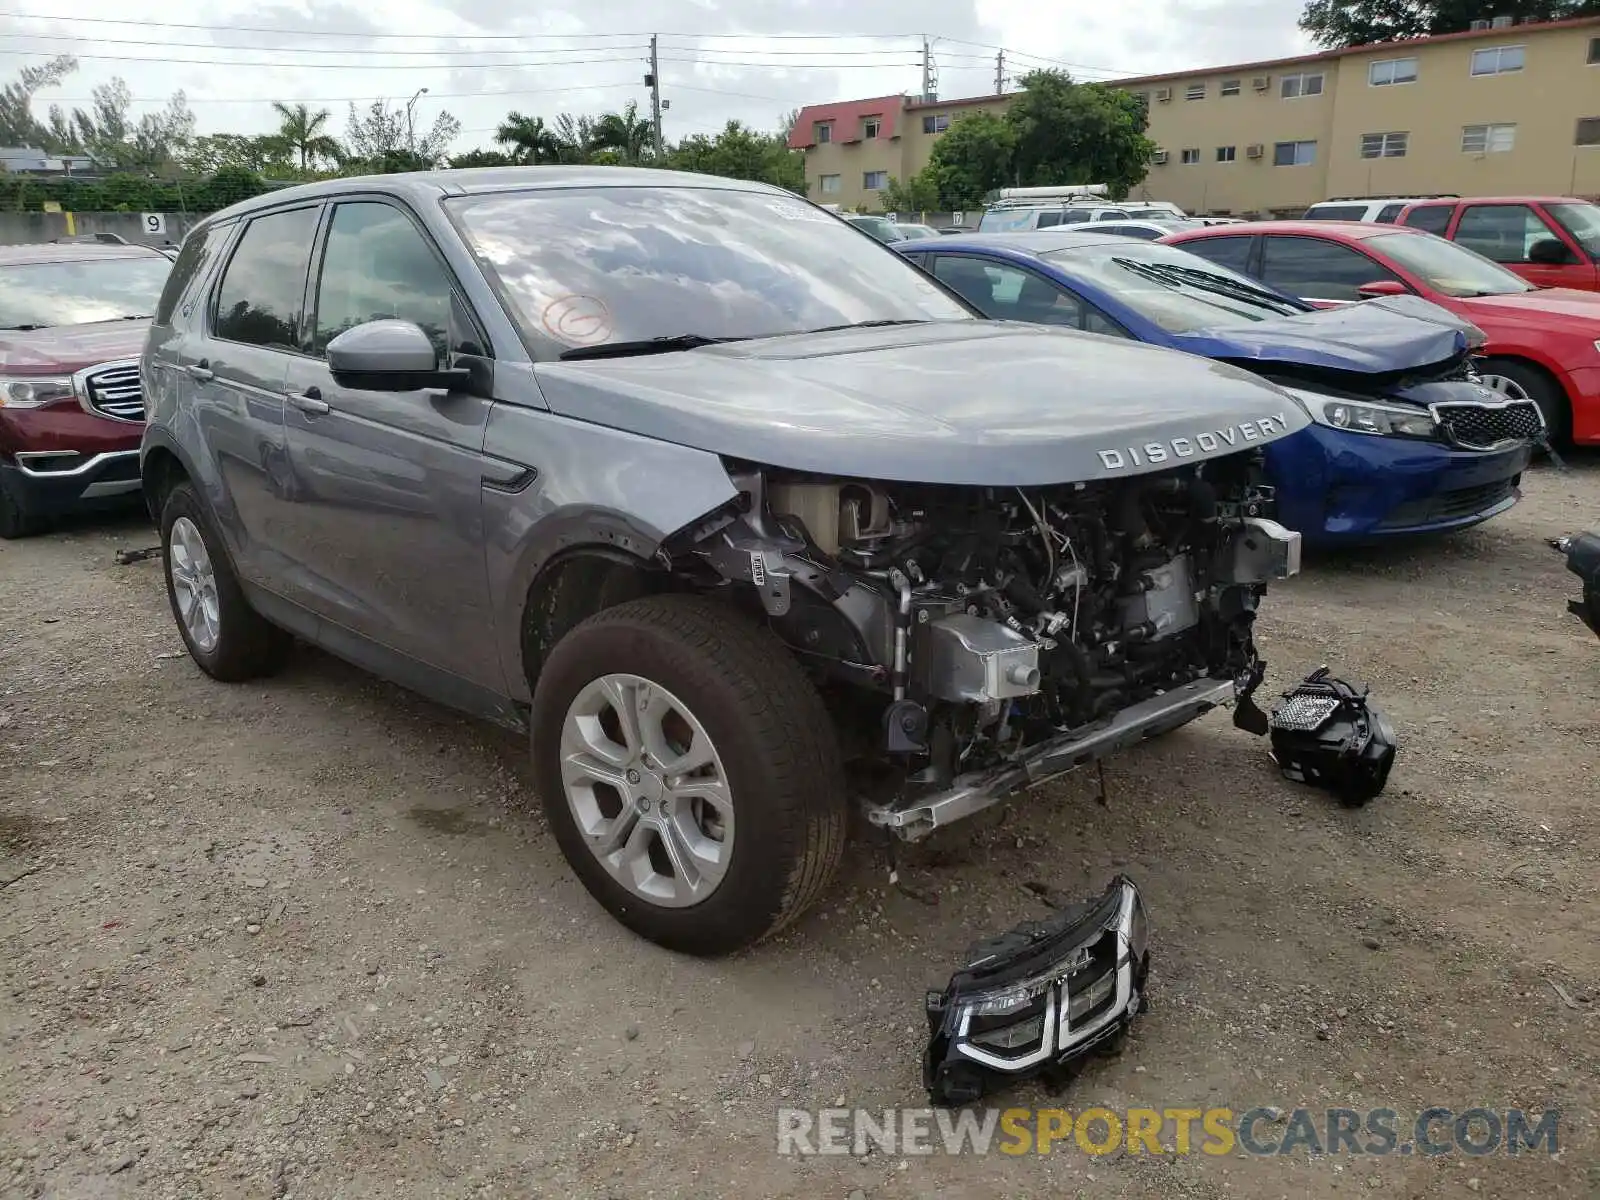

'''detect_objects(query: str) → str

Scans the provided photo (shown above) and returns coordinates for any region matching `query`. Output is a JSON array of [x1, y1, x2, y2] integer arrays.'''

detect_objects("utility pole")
[[994, 51, 1005, 95], [921, 36, 934, 101], [648, 35, 664, 160]]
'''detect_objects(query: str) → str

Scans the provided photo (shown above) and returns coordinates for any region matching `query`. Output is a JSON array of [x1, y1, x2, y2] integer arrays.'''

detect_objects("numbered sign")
[[952, 211, 965, 226], [141, 212, 167, 237], [884, 211, 898, 223]]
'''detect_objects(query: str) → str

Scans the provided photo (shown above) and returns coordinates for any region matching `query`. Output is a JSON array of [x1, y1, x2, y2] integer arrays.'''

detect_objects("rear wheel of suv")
[[530, 594, 848, 957], [160, 482, 292, 681], [1476, 358, 1570, 446]]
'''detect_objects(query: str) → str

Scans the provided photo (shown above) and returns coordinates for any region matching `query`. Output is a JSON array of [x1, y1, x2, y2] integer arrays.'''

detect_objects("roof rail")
[[49, 232, 130, 245], [1319, 193, 1459, 202]]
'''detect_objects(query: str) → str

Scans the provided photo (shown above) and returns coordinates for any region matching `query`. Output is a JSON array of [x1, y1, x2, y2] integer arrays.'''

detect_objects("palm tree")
[[270, 102, 342, 172], [493, 112, 558, 165], [550, 113, 599, 164], [592, 101, 654, 165]]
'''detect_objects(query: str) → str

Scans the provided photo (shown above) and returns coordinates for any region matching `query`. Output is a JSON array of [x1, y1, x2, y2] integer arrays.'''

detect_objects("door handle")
[[286, 386, 330, 416], [184, 360, 213, 382]]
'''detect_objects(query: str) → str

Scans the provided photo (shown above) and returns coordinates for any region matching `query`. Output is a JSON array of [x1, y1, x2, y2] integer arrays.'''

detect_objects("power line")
[[0, 50, 652, 70]]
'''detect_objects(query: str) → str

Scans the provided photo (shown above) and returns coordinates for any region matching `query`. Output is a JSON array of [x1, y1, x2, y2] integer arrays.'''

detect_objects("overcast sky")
[[0, 0, 1316, 152]]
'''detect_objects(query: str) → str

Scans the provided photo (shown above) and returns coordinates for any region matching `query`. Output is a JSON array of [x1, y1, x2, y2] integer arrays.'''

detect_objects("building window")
[[1589, 36, 1600, 64], [863, 170, 888, 190], [862, 117, 881, 139], [1280, 72, 1324, 98], [1220, 79, 1241, 96], [1185, 83, 1206, 100], [1180, 148, 1201, 164], [819, 174, 841, 195], [814, 122, 832, 144], [921, 113, 950, 134], [1369, 57, 1418, 86], [1216, 145, 1237, 162], [1461, 123, 1516, 153], [1578, 117, 1600, 147], [1470, 45, 1524, 76], [1273, 140, 1317, 166], [1360, 131, 1409, 158]]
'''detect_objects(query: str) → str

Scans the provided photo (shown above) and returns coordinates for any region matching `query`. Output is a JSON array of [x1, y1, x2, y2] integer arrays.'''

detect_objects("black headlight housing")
[[923, 875, 1148, 1107], [1268, 666, 1397, 807]]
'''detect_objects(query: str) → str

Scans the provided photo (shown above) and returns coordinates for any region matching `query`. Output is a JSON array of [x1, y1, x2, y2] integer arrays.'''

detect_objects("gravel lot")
[[2, 458, 1597, 1199]]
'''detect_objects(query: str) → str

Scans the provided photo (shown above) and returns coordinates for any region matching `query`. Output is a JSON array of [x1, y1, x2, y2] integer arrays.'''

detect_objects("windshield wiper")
[[796, 319, 932, 335], [1115, 259, 1303, 312], [558, 333, 744, 361]]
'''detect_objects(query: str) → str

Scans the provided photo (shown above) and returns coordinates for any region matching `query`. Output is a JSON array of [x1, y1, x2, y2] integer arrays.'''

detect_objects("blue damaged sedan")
[[894, 231, 1544, 543]]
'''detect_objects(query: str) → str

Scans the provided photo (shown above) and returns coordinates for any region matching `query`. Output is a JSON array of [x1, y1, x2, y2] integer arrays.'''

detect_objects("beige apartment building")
[[788, 15, 1600, 215]]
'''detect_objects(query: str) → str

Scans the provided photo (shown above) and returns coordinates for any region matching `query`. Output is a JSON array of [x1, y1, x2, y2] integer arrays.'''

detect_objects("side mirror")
[[1527, 237, 1576, 266], [1356, 279, 1409, 298], [326, 319, 470, 392]]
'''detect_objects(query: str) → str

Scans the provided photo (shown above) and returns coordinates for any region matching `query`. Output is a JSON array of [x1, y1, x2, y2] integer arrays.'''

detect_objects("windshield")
[[446, 187, 971, 351], [0, 256, 171, 329], [1041, 240, 1307, 332], [1548, 202, 1600, 259], [1365, 231, 1535, 297]]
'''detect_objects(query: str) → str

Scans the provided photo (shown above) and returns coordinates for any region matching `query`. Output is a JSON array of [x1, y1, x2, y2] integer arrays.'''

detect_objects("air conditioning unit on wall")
[[1246, 143, 1264, 158], [1152, 150, 1169, 164], [1252, 76, 1271, 91], [1155, 87, 1172, 102]]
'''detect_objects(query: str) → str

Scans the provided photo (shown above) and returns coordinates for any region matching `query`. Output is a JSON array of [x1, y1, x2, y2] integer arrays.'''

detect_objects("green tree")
[[550, 113, 599, 163], [344, 98, 460, 172], [919, 111, 1017, 209], [0, 55, 76, 148], [180, 132, 290, 175], [593, 100, 654, 164], [1299, 0, 1599, 47], [665, 120, 805, 192], [1005, 70, 1154, 199], [879, 172, 941, 214], [270, 102, 342, 172], [494, 112, 558, 164], [449, 148, 515, 168]]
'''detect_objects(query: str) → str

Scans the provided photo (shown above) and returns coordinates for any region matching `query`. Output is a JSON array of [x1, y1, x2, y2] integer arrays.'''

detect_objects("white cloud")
[[0, 0, 1316, 152]]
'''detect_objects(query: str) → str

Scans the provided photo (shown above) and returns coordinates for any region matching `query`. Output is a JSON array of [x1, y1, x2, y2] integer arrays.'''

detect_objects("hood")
[[531, 320, 1311, 487], [0, 319, 150, 374], [1451, 286, 1600, 326], [1170, 294, 1481, 375]]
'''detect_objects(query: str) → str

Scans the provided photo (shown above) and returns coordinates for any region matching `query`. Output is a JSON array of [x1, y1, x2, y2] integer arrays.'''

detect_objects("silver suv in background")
[[1301, 195, 1457, 223], [139, 166, 1306, 956]]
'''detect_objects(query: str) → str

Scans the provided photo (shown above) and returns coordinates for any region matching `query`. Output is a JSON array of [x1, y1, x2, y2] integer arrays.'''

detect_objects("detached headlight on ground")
[[1286, 388, 1437, 439], [923, 875, 1148, 1106]]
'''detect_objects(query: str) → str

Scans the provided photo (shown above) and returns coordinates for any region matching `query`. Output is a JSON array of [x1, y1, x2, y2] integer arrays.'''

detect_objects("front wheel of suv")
[[531, 594, 848, 957], [160, 482, 292, 681]]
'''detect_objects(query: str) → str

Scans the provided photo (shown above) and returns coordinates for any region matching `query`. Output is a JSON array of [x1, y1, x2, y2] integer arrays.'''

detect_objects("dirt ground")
[[2, 458, 1597, 1200]]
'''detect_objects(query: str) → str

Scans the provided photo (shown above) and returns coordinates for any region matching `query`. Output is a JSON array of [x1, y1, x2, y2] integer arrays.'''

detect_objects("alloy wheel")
[[168, 516, 221, 653]]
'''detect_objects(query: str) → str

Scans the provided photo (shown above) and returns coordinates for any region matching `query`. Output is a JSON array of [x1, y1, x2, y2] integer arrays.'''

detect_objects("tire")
[[0, 475, 45, 540], [160, 482, 291, 681], [1476, 357, 1570, 445], [531, 593, 848, 956]]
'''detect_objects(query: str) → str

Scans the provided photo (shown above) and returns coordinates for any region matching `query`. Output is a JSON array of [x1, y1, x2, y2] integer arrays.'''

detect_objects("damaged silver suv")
[[140, 167, 1307, 955]]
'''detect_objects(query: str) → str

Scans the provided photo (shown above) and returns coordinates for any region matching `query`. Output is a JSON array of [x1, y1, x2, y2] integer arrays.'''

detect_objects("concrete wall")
[[0, 210, 198, 249]]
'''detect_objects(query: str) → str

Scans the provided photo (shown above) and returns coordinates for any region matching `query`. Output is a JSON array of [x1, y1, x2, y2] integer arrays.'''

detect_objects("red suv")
[[0, 241, 172, 537], [1395, 197, 1600, 292]]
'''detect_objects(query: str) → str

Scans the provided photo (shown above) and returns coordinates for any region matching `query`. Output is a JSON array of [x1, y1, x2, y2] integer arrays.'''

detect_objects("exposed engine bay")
[[677, 449, 1301, 839]]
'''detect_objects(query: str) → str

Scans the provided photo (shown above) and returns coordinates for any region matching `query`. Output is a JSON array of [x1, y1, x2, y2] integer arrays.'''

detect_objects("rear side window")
[[1258, 235, 1401, 301], [1303, 204, 1368, 221], [1375, 203, 1406, 223], [155, 223, 231, 326], [1036, 211, 1066, 228], [1400, 204, 1454, 235], [212, 206, 322, 351], [1180, 235, 1254, 274]]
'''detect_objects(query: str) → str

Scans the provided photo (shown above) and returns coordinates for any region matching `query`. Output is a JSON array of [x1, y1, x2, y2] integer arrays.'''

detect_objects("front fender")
[[482, 405, 740, 703]]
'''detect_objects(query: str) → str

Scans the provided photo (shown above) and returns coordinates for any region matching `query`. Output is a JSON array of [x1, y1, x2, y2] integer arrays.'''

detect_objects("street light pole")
[[406, 86, 429, 151]]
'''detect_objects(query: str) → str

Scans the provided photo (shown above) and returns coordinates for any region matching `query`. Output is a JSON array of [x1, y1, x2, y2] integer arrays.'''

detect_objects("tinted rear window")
[[1303, 205, 1369, 221], [1179, 234, 1254, 274], [155, 223, 232, 326], [212, 206, 322, 350], [1400, 204, 1454, 235]]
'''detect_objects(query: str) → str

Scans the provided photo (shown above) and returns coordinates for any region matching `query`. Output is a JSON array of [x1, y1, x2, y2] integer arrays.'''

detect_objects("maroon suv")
[[0, 241, 173, 538]]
